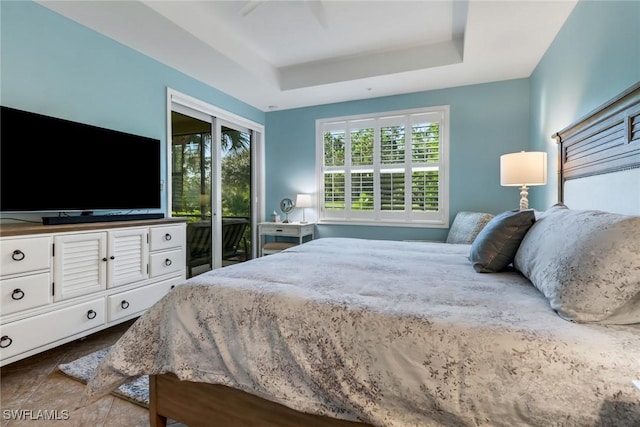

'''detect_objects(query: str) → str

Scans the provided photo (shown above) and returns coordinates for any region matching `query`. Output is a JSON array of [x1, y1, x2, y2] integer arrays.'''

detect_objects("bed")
[[82, 82, 640, 427]]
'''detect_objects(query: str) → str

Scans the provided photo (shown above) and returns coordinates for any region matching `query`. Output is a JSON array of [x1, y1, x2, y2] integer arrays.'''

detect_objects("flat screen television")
[[0, 106, 162, 219]]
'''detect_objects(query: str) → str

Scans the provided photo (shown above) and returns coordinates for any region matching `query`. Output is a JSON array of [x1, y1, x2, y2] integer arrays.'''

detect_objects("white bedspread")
[[83, 238, 640, 426]]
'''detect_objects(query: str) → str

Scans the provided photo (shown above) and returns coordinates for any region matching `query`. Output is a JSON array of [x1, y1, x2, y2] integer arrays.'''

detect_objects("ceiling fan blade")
[[240, 0, 265, 17], [306, 0, 328, 29]]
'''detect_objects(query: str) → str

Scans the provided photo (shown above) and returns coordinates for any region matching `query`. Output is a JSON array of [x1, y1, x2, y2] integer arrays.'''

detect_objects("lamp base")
[[519, 185, 529, 210]]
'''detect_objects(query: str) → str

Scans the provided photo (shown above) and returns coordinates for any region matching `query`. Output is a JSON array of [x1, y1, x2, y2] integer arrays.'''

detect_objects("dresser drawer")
[[149, 249, 185, 278], [108, 276, 181, 322], [0, 236, 51, 277], [0, 273, 51, 315], [150, 225, 185, 252], [0, 298, 105, 361]]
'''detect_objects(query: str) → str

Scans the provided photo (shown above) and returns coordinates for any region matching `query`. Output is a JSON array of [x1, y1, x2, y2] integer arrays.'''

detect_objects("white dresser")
[[0, 218, 186, 366]]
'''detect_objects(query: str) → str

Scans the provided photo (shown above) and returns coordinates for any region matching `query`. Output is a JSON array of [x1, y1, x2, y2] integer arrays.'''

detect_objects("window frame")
[[315, 106, 450, 228]]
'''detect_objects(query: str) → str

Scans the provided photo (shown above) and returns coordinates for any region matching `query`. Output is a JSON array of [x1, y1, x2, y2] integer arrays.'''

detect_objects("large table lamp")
[[500, 151, 547, 210]]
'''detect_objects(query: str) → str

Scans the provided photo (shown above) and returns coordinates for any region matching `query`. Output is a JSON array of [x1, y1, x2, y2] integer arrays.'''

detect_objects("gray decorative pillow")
[[514, 206, 640, 324], [446, 211, 495, 244], [469, 210, 536, 273]]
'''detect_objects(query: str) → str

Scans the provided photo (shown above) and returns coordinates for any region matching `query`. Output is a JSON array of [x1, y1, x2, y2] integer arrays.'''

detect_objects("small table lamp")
[[500, 151, 547, 210], [295, 194, 312, 223]]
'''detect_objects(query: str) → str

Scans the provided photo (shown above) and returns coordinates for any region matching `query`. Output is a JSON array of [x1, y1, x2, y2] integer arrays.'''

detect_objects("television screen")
[[0, 106, 161, 213]]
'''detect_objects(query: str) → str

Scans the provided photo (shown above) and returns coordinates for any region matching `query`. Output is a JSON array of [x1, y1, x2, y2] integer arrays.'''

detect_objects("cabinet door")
[[53, 233, 107, 301], [108, 228, 149, 288]]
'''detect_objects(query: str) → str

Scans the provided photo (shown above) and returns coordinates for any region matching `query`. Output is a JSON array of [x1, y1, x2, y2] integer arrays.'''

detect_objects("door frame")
[[166, 87, 265, 264]]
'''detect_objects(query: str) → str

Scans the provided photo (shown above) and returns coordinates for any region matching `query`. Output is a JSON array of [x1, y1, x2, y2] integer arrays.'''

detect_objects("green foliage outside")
[[323, 122, 440, 212], [171, 128, 252, 257], [171, 128, 250, 221], [221, 148, 251, 218]]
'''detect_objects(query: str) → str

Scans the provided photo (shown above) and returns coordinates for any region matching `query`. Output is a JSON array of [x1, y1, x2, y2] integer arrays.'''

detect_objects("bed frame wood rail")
[[149, 373, 372, 427]]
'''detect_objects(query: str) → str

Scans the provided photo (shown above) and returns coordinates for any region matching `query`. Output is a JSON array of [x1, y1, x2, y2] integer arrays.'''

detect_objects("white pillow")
[[514, 204, 640, 324]]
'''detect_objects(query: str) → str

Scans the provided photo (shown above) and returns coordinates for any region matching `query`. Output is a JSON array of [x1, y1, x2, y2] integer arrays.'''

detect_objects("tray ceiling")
[[36, 0, 578, 111]]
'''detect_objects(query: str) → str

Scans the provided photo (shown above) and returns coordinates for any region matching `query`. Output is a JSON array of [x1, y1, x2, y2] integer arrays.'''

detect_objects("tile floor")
[[1, 319, 185, 427]]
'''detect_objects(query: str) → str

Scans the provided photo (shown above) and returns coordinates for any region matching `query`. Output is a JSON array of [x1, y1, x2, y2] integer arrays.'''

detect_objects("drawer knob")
[[11, 250, 25, 261], [164, 258, 172, 266], [170, 285, 176, 290], [0, 336, 12, 348], [121, 300, 130, 309], [11, 289, 25, 300], [164, 233, 172, 241], [86, 310, 97, 320]]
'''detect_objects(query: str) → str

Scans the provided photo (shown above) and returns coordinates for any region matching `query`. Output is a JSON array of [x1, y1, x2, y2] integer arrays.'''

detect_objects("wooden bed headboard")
[[553, 82, 640, 215]]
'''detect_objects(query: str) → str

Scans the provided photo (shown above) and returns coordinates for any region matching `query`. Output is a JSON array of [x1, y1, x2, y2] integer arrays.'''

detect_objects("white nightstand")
[[258, 222, 315, 256]]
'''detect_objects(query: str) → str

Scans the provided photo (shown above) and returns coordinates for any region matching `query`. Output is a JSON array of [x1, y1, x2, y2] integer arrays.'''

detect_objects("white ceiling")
[[36, 0, 578, 112]]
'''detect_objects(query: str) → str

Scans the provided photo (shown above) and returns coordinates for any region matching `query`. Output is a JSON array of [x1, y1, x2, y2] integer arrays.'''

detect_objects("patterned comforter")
[[83, 238, 640, 426]]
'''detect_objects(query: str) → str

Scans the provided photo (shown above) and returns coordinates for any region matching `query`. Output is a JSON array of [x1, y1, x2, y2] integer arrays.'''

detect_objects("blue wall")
[[266, 80, 530, 241], [529, 0, 640, 209], [0, 1, 265, 218]]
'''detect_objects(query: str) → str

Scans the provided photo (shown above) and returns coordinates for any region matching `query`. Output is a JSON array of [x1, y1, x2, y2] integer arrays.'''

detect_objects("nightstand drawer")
[[259, 225, 301, 237]]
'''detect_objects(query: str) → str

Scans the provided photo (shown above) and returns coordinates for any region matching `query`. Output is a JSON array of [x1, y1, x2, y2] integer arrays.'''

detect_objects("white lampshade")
[[295, 194, 312, 208], [500, 151, 547, 186]]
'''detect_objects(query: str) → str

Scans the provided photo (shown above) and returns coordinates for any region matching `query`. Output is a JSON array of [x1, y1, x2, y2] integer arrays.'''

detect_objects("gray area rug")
[[58, 347, 149, 407]]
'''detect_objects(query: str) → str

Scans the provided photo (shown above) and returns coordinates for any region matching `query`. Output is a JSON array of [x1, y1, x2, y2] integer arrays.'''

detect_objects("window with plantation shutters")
[[316, 106, 449, 227]]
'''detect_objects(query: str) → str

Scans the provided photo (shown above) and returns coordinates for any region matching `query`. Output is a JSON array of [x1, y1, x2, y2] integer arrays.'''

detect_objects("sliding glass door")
[[219, 123, 253, 268], [168, 91, 262, 278], [171, 111, 213, 277]]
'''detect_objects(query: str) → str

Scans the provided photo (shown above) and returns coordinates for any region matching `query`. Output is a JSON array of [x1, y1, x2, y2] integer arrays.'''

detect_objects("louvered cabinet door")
[[108, 228, 149, 288], [53, 232, 107, 301]]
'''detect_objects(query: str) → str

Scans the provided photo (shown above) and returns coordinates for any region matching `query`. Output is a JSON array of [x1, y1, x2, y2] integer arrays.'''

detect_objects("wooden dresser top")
[[0, 218, 187, 237]]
